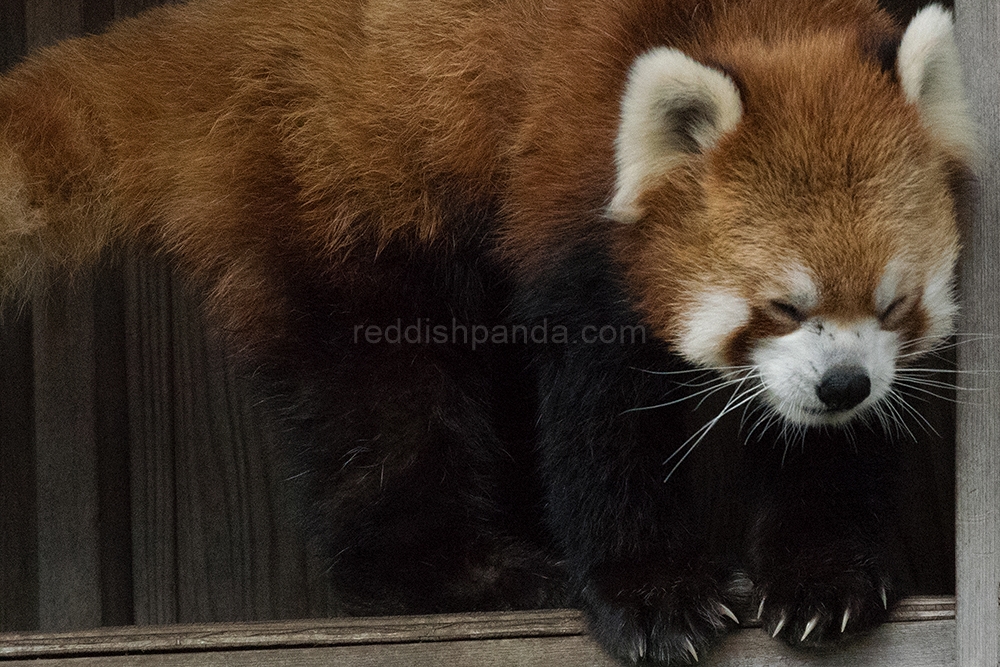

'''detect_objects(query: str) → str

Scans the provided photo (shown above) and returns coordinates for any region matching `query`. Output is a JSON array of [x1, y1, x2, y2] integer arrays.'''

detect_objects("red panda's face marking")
[[611, 5, 970, 429], [674, 249, 957, 427], [749, 317, 897, 426]]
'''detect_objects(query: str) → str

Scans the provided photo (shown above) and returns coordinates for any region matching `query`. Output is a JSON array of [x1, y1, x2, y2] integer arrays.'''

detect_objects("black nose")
[[816, 365, 871, 412]]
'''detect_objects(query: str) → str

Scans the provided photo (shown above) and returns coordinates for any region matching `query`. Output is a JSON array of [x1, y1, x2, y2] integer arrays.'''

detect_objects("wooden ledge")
[[0, 596, 956, 666]]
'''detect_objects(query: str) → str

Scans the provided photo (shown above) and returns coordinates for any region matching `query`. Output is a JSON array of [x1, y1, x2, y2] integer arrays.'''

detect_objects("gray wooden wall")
[[1, 254, 341, 635], [0, 0, 964, 641], [954, 0, 1000, 664]]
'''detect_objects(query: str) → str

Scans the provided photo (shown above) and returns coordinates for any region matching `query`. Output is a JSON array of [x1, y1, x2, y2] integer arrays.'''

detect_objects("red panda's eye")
[[768, 300, 806, 323], [879, 295, 911, 326]]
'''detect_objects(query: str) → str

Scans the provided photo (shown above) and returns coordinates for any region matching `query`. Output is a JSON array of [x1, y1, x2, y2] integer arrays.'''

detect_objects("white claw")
[[757, 597, 766, 621], [841, 608, 851, 633], [683, 637, 699, 663], [771, 615, 787, 638], [880, 587, 888, 610], [719, 603, 739, 625], [800, 616, 819, 642], [637, 636, 646, 660]]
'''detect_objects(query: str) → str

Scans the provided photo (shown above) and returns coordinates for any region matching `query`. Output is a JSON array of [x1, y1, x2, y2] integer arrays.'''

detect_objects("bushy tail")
[[0, 3, 308, 349], [0, 53, 125, 301]]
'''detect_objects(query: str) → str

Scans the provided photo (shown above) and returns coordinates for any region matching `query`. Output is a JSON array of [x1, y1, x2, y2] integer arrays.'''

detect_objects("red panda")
[[0, 0, 973, 665]]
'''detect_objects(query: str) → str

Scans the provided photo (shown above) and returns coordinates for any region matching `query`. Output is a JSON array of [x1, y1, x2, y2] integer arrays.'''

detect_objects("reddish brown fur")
[[0, 0, 963, 358], [610, 10, 962, 361]]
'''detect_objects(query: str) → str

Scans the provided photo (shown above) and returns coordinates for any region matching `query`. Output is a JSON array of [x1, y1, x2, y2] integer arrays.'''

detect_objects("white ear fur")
[[897, 4, 976, 161], [608, 48, 742, 223]]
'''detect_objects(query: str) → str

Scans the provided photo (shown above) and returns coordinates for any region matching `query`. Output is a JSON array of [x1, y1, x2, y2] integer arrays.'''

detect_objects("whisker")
[[894, 367, 984, 377], [892, 375, 960, 391], [843, 421, 859, 453], [892, 377, 960, 392], [674, 375, 735, 389], [886, 389, 938, 438], [894, 382, 982, 407], [663, 380, 765, 482], [632, 364, 754, 377], [897, 334, 996, 362], [746, 405, 783, 444], [868, 400, 894, 439], [777, 417, 810, 467], [623, 373, 750, 414], [739, 392, 769, 433], [880, 391, 922, 441]]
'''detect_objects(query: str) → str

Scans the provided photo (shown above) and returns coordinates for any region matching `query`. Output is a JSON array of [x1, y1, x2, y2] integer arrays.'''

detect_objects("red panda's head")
[[610, 4, 973, 427]]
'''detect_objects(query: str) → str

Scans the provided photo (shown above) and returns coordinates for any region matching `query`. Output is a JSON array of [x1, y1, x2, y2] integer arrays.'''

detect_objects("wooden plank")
[[0, 599, 954, 657], [109, 0, 328, 625], [112, 0, 174, 627], [23, 0, 136, 636], [32, 275, 101, 632], [0, 305, 37, 633], [115, 0, 179, 18], [165, 264, 316, 622], [0, 631, 956, 667], [0, 638, 618, 667], [127, 256, 179, 626], [0, 0, 27, 71], [24, 0, 79, 49], [169, 271, 286, 622], [126, 254, 332, 625], [79, 0, 114, 35], [92, 262, 135, 628], [953, 1, 1000, 666], [1, 0, 35, 637], [0, 599, 957, 666]]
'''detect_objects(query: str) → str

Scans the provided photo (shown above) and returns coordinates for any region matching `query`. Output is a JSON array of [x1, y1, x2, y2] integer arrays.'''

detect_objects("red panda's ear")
[[897, 4, 977, 164], [607, 48, 742, 224]]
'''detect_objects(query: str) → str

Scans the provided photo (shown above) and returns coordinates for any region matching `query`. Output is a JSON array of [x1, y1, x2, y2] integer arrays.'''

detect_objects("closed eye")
[[879, 295, 911, 326], [768, 299, 806, 323]]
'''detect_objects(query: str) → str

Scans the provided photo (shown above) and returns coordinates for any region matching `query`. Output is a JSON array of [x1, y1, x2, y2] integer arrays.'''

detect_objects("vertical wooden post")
[[0, 305, 37, 632], [26, 0, 132, 633], [25, 1, 101, 633], [954, 1, 1000, 665], [33, 279, 102, 631]]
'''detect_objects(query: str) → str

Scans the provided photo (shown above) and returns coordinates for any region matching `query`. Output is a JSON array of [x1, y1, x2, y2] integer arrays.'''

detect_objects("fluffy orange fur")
[[614, 30, 963, 363], [0, 0, 964, 357], [0, 1, 976, 658]]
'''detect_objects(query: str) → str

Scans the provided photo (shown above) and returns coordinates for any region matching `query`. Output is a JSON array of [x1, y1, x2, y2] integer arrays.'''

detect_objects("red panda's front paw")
[[580, 561, 741, 665], [755, 564, 895, 647]]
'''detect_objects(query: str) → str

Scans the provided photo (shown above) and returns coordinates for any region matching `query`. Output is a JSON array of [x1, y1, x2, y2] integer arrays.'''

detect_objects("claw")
[[800, 615, 819, 642], [771, 614, 787, 639], [627, 633, 647, 663], [841, 608, 851, 633], [719, 603, 739, 625], [683, 637, 699, 663], [880, 587, 888, 610], [757, 597, 766, 621]]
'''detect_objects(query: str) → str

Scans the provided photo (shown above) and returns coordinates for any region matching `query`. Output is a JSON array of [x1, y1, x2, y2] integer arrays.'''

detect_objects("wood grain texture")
[[954, 1, 1000, 666], [127, 256, 180, 626], [24, 0, 81, 49], [32, 275, 101, 632], [0, 305, 36, 632], [0, 0, 34, 636], [92, 264, 134, 628], [0, 600, 957, 666], [165, 262, 310, 623], [125, 254, 336, 625], [0, 0, 27, 71]]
